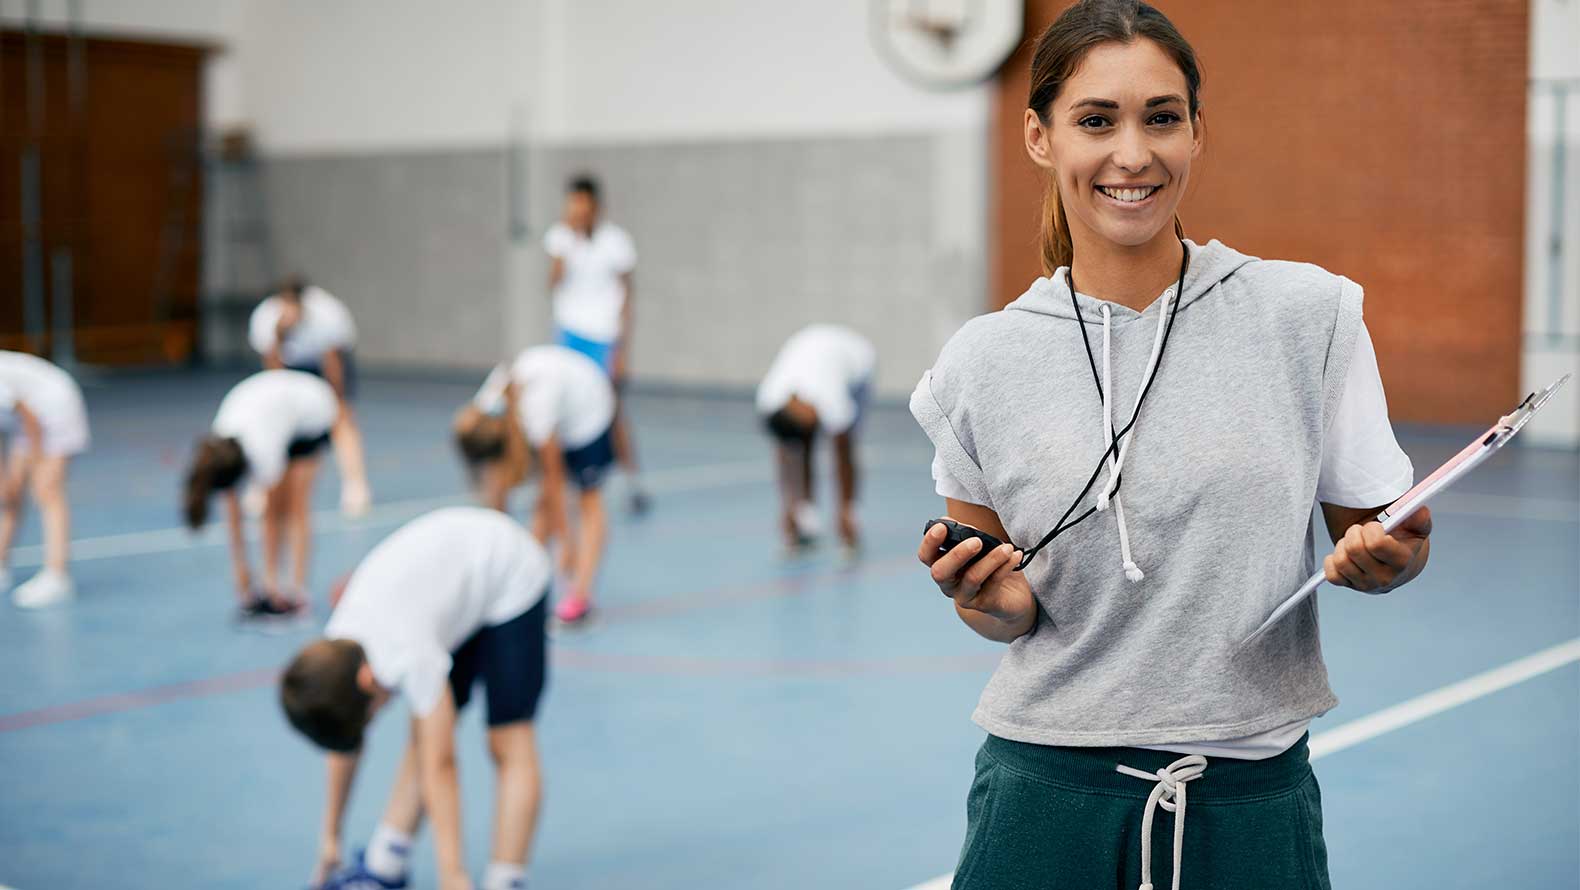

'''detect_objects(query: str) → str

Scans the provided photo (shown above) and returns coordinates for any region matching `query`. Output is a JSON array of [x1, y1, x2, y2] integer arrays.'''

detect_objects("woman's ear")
[[1191, 108, 1205, 160], [1024, 108, 1057, 171]]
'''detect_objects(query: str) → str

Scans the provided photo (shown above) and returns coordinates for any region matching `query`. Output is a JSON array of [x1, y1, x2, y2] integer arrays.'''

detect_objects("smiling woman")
[[909, 1, 1431, 888]]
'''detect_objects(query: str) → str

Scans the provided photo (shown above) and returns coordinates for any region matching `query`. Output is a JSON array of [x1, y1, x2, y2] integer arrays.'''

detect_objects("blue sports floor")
[[1, 370, 1576, 889]]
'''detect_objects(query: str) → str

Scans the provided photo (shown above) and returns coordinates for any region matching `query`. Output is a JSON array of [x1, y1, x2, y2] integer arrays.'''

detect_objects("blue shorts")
[[287, 349, 358, 401], [564, 424, 616, 491], [447, 593, 549, 726], [555, 328, 616, 377]]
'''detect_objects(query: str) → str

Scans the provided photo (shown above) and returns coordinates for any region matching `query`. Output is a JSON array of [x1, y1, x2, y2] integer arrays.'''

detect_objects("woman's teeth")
[[1097, 185, 1160, 203]]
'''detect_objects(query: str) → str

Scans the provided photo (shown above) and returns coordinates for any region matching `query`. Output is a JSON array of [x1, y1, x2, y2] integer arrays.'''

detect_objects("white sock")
[[364, 823, 413, 881], [482, 861, 526, 890]]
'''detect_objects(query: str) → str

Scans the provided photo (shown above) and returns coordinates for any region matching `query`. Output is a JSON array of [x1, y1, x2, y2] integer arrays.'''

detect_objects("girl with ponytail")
[[186, 369, 339, 619], [910, 2, 1432, 886]]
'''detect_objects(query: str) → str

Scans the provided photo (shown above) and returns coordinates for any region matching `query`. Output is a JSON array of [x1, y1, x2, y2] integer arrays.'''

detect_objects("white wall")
[[52, 0, 981, 153], [1523, 0, 1579, 446], [547, 0, 989, 142]]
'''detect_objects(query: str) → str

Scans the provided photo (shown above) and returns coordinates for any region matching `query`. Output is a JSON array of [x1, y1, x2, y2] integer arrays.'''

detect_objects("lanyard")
[[1015, 239, 1190, 571]]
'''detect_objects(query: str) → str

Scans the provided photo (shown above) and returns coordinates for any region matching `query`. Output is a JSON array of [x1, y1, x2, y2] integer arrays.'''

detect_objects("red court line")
[[0, 555, 941, 734], [0, 668, 280, 733]]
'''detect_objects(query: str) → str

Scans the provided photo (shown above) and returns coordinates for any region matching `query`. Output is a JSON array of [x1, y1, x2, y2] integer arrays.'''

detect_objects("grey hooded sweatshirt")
[[910, 239, 1366, 748]]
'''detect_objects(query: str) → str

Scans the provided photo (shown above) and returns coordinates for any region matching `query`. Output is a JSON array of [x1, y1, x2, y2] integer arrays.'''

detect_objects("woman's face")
[[1026, 39, 1201, 254]]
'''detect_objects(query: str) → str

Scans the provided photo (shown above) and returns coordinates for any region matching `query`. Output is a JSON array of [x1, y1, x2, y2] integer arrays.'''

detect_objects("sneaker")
[[554, 594, 592, 625], [319, 850, 408, 890], [340, 480, 372, 519], [12, 570, 74, 609], [792, 502, 822, 544], [628, 489, 652, 516], [236, 594, 275, 622]]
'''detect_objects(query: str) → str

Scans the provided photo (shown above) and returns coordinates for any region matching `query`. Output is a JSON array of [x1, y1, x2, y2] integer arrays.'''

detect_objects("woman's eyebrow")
[[1070, 94, 1186, 111]]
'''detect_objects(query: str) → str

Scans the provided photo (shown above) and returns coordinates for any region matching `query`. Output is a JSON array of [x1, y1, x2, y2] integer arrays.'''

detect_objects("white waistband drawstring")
[[1093, 289, 1176, 583], [1115, 754, 1208, 890]]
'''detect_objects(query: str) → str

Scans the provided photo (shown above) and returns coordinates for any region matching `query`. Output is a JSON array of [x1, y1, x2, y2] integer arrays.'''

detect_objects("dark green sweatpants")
[[953, 733, 1330, 890]]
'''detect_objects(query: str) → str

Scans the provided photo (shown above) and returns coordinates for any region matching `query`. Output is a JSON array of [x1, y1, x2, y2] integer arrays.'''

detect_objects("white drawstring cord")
[[1116, 754, 1208, 890], [1093, 289, 1178, 583]]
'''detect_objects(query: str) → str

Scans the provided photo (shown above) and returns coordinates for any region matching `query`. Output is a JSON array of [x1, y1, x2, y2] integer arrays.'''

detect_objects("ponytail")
[[184, 436, 246, 529], [1039, 178, 1074, 276]]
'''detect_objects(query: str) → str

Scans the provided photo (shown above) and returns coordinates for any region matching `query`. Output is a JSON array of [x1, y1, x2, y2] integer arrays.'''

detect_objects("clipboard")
[[1238, 373, 1571, 650]]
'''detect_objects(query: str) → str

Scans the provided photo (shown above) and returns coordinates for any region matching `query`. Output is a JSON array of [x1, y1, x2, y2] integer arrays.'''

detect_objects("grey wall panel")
[[203, 133, 986, 395], [259, 149, 510, 369], [519, 130, 987, 397]]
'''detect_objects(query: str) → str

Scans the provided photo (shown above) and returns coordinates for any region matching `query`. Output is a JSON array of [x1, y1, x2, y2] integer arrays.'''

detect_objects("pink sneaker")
[[554, 594, 591, 624]]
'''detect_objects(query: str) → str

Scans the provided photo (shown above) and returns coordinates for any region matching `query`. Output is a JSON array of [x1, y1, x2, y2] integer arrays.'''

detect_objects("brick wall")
[[993, 0, 1528, 424]]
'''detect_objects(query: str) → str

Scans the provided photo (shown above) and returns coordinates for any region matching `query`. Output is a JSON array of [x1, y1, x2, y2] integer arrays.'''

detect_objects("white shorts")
[[2, 391, 90, 458]]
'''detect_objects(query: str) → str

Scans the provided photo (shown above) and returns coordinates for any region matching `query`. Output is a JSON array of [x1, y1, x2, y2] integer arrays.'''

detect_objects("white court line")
[[8, 446, 949, 568], [6, 458, 771, 568], [1306, 637, 1580, 758], [903, 637, 1580, 890]]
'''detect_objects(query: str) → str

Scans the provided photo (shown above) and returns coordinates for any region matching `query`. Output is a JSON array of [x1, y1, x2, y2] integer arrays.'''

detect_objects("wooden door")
[[0, 30, 207, 365]]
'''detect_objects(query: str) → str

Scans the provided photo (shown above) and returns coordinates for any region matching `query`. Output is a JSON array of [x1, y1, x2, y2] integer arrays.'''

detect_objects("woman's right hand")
[[919, 520, 1036, 637]]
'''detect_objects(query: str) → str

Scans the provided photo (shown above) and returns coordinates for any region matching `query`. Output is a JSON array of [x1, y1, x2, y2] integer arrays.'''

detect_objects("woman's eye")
[[1149, 112, 1182, 126], [1078, 115, 1110, 128]]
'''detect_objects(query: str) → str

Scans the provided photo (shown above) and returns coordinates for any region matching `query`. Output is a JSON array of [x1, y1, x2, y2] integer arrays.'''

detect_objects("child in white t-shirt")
[[0, 350, 91, 607], [755, 325, 876, 552], [453, 345, 615, 625], [282, 507, 551, 890], [544, 175, 649, 514], [183, 369, 337, 617], [250, 275, 373, 517]]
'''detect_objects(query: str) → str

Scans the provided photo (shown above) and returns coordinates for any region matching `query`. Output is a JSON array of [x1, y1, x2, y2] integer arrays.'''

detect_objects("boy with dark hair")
[[755, 324, 876, 552], [281, 507, 551, 890]]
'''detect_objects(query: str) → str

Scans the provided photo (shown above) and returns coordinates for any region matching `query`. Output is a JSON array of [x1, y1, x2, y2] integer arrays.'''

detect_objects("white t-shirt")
[[545, 221, 637, 343], [473, 346, 615, 451], [0, 350, 90, 455], [211, 370, 339, 488], [930, 320, 1414, 759], [325, 507, 551, 717], [247, 286, 358, 367], [755, 325, 877, 435]]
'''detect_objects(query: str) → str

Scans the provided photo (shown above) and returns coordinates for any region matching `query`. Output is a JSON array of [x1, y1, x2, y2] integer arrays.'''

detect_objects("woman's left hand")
[[1323, 507, 1432, 593]]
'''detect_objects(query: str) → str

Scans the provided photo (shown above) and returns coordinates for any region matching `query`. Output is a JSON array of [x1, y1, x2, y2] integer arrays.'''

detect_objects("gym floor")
[[0, 370, 1575, 889]]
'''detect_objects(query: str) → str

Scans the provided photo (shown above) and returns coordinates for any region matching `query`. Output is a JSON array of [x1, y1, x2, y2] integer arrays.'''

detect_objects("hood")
[[1004, 238, 1256, 322]]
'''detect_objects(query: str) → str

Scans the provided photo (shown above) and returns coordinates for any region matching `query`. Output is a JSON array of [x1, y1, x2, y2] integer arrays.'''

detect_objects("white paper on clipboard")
[[1238, 373, 1571, 651]]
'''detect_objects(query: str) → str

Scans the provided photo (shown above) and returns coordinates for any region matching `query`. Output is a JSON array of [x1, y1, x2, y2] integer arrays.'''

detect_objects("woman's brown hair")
[[183, 436, 247, 529], [1029, 0, 1202, 274]]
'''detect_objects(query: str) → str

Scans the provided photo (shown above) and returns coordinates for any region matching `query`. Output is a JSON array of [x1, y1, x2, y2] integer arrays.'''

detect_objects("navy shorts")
[[286, 432, 331, 461], [287, 349, 358, 401], [447, 593, 549, 726], [564, 425, 615, 491]]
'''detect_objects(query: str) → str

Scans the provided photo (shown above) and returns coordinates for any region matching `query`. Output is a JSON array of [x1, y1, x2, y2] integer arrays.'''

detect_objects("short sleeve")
[[248, 300, 280, 354], [518, 380, 559, 447], [818, 388, 858, 435], [608, 227, 636, 274], [318, 293, 357, 348], [241, 428, 287, 489], [400, 648, 454, 717], [543, 223, 574, 259], [931, 453, 990, 507], [909, 367, 992, 506], [1316, 321, 1414, 507], [473, 364, 511, 414], [0, 380, 16, 411]]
